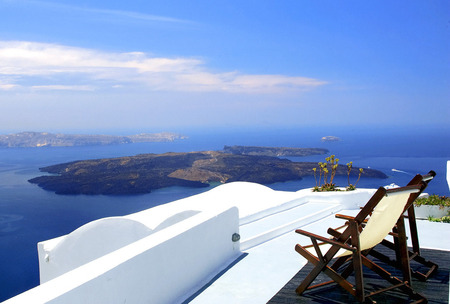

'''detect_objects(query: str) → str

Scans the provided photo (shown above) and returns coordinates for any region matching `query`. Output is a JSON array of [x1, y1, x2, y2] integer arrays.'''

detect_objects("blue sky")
[[0, 0, 449, 132]]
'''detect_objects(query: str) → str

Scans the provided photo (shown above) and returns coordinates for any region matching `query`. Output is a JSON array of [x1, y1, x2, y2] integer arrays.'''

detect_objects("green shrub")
[[417, 195, 450, 223], [415, 195, 450, 209], [427, 215, 450, 223]]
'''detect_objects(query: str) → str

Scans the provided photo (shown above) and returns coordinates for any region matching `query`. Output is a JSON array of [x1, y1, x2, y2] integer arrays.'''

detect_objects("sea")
[[1, 125, 449, 301]]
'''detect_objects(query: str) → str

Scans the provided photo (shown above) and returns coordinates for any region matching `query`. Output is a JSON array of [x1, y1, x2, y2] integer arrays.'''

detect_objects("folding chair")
[[336, 171, 438, 281], [403, 171, 438, 280], [295, 184, 427, 303]]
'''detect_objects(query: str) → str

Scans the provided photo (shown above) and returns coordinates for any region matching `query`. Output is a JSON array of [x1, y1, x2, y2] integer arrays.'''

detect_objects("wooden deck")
[[268, 246, 450, 303]]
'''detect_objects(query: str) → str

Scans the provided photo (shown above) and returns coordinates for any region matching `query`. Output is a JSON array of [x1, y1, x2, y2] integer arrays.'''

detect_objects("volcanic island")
[[29, 146, 387, 195]]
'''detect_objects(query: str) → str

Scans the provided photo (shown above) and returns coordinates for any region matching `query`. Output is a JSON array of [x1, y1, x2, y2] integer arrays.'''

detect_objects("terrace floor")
[[269, 246, 450, 304], [189, 207, 450, 304]]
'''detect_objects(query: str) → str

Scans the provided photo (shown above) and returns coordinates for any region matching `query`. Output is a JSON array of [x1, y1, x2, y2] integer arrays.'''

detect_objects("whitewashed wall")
[[5, 206, 240, 304]]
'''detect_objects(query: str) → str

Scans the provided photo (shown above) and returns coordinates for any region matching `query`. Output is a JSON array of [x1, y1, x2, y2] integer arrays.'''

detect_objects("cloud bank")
[[0, 41, 327, 94]]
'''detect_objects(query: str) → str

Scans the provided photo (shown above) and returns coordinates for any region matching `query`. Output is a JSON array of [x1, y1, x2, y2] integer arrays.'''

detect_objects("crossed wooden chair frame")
[[294, 172, 437, 303], [370, 171, 438, 281]]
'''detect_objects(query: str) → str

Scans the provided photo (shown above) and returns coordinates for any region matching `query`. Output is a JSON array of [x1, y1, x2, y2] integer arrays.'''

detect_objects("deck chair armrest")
[[295, 229, 355, 252], [327, 227, 342, 238], [335, 213, 355, 221], [335, 214, 369, 224]]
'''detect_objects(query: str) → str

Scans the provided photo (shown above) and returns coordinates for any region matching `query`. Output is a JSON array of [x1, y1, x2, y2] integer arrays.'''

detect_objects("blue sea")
[[1, 125, 449, 301]]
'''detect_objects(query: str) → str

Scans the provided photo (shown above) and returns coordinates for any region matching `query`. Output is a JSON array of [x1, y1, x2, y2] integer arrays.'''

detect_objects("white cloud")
[[19, 0, 191, 24], [31, 85, 95, 91], [0, 83, 17, 90], [0, 41, 327, 94], [0, 76, 19, 90], [86, 7, 190, 24]]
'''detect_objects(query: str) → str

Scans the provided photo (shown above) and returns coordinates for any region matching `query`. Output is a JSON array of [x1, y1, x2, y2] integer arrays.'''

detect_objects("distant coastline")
[[223, 145, 328, 157], [0, 131, 187, 148]]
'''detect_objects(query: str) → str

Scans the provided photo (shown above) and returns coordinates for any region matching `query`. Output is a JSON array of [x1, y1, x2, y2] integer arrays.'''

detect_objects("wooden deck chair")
[[336, 171, 438, 281], [295, 184, 427, 303], [403, 170, 438, 280]]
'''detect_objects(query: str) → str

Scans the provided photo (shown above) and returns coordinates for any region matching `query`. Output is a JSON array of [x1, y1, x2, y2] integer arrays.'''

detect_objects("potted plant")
[[312, 155, 364, 192]]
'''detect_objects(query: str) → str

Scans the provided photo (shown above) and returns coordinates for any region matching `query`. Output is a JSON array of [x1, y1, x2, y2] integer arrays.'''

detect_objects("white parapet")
[[38, 217, 155, 283], [447, 160, 450, 191], [5, 206, 240, 304]]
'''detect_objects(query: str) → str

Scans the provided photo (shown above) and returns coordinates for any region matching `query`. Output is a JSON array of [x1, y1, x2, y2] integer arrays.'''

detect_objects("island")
[[29, 151, 387, 195], [321, 136, 341, 142], [0, 131, 186, 148], [223, 145, 328, 157]]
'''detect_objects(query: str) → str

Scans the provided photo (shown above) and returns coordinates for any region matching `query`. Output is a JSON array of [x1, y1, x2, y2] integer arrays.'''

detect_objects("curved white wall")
[[9, 207, 240, 304], [38, 209, 204, 284], [39, 217, 153, 283]]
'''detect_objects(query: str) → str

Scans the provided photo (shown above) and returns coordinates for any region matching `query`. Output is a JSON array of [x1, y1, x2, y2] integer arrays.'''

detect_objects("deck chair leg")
[[375, 237, 438, 281], [296, 264, 323, 294], [305, 264, 358, 297], [353, 252, 364, 302], [393, 226, 402, 267], [294, 244, 328, 294], [295, 245, 356, 296], [350, 221, 365, 302], [407, 205, 439, 281], [396, 216, 412, 283], [361, 255, 427, 303], [410, 254, 438, 281], [407, 205, 421, 253]]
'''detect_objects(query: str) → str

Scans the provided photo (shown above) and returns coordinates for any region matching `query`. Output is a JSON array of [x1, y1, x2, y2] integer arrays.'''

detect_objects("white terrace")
[[3, 162, 450, 304]]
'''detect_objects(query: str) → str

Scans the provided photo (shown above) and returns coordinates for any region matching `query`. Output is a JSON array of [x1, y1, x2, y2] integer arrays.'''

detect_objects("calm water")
[[1, 126, 449, 301]]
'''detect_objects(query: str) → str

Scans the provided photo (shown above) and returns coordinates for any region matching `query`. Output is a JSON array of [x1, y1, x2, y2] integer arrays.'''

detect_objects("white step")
[[239, 202, 342, 250]]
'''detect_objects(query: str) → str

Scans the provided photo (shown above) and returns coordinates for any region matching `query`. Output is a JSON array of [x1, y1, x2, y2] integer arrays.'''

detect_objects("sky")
[[0, 0, 449, 133]]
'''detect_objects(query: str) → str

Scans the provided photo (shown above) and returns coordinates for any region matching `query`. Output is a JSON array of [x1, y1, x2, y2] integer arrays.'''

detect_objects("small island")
[[321, 136, 341, 142], [29, 149, 387, 195], [0, 131, 186, 148]]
